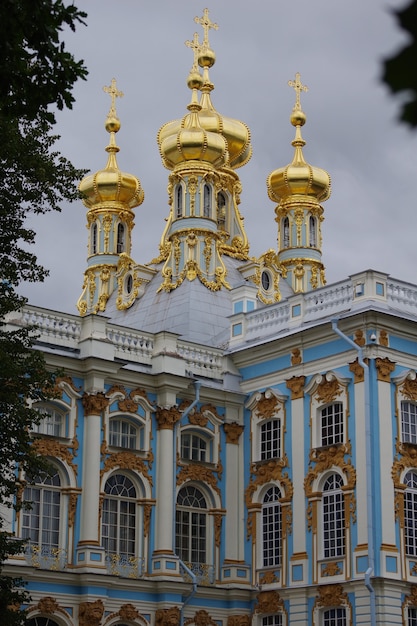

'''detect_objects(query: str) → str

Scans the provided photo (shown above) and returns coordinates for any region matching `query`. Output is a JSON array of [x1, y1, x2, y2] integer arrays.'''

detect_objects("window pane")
[[102, 475, 136, 557], [323, 608, 346, 626], [405, 471, 417, 556], [176, 486, 207, 563], [323, 474, 345, 558], [261, 419, 281, 460], [22, 472, 61, 549], [402, 402, 417, 444], [321, 403, 344, 447], [109, 419, 139, 450], [262, 487, 282, 567]]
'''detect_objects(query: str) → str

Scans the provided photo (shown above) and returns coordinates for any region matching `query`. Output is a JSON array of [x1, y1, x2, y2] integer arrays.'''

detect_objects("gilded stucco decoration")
[[31, 596, 70, 619], [392, 440, 417, 527], [254, 590, 284, 614], [291, 348, 302, 365], [79, 599, 105, 626], [224, 422, 243, 444], [184, 609, 217, 626], [314, 583, 348, 608], [403, 585, 417, 618], [156, 406, 182, 430], [103, 603, 148, 625], [101, 451, 153, 486], [399, 373, 417, 402], [82, 392, 109, 416], [375, 357, 396, 382], [321, 561, 342, 576], [304, 443, 356, 496], [227, 615, 251, 626], [116, 253, 143, 311], [255, 250, 281, 304], [353, 329, 365, 347], [32, 438, 77, 477], [259, 569, 279, 584], [253, 390, 281, 419], [176, 462, 221, 495], [107, 384, 150, 413], [314, 375, 342, 405], [286, 375, 306, 400], [245, 456, 293, 540], [349, 358, 367, 384], [155, 606, 180, 626], [379, 329, 389, 346]]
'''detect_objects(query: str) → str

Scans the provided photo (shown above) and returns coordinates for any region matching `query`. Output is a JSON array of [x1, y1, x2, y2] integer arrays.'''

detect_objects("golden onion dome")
[[197, 51, 252, 170], [267, 82, 330, 203], [79, 82, 144, 210], [158, 74, 227, 170]]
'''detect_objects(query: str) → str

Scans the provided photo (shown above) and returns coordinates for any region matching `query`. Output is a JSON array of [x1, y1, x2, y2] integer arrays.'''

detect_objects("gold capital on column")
[[82, 392, 109, 416], [286, 375, 305, 400], [224, 422, 243, 444], [155, 406, 181, 430]]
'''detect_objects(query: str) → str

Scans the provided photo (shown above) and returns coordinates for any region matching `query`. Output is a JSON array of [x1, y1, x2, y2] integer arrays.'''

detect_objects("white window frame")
[[101, 473, 141, 559], [175, 484, 209, 565], [181, 430, 211, 463], [401, 401, 417, 445], [108, 416, 143, 450], [262, 485, 282, 568], [319, 402, 344, 448]]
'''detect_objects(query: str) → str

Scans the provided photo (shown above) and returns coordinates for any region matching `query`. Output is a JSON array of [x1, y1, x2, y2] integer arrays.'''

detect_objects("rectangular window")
[[402, 402, 417, 444], [262, 503, 282, 567], [405, 490, 417, 557], [321, 403, 344, 447], [323, 491, 345, 558], [260, 419, 281, 460]]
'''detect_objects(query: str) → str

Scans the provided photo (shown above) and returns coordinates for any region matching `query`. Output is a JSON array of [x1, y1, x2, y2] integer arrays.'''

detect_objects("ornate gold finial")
[[103, 78, 124, 118], [288, 72, 308, 112], [185, 32, 201, 73], [194, 8, 218, 49]]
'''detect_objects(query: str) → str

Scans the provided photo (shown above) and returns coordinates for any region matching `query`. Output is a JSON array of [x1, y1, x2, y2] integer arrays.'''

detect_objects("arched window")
[[27, 619, 61, 626], [22, 471, 61, 550], [309, 216, 317, 247], [102, 474, 137, 558], [404, 470, 417, 556], [408, 607, 417, 626], [401, 402, 417, 444], [33, 405, 67, 438], [91, 222, 98, 254], [175, 184, 183, 218], [262, 486, 282, 567], [109, 417, 142, 450], [181, 432, 210, 462], [203, 184, 211, 217], [176, 485, 207, 564], [320, 403, 344, 447], [322, 473, 345, 558], [260, 418, 281, 460], [117, 223, 125, 253], [283, 217, 290, 248], [322, 608, 346, 626]]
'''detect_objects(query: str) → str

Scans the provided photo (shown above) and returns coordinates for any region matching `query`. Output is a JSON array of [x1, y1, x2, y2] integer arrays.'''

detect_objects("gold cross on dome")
[[185, 32, 201, 73], [103, 78, 124, 116], [194, 8, 218, 48], [288, 72, 308, 110]]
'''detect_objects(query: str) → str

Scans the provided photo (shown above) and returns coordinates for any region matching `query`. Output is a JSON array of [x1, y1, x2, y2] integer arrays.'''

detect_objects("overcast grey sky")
[[22, 0, 415, 314]]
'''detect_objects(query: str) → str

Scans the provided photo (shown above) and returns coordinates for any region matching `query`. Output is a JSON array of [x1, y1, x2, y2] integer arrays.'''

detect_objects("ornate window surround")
[[104, 386, 153, 457], [305, 371, 350, 451], [246, 388, 287, 464]]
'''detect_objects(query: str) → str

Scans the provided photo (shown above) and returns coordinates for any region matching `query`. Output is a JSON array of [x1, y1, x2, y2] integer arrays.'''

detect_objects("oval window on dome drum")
[[261, 270, 271, 291]]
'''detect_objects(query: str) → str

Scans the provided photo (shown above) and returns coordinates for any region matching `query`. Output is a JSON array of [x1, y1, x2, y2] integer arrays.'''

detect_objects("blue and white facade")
[[4, 9, 417, 626]]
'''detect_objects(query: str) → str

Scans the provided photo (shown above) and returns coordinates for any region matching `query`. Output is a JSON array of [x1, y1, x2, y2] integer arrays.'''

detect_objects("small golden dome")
[[267, 75, 330, 203], [79, 81, 144, 209]]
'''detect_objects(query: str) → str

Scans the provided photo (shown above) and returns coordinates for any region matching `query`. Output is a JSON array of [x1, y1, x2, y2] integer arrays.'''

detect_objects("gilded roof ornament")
[[288, 72, 308, 113], [185, 32, 201, 74], [194, 8, 218, 49], [103, 78, 124, 119]]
